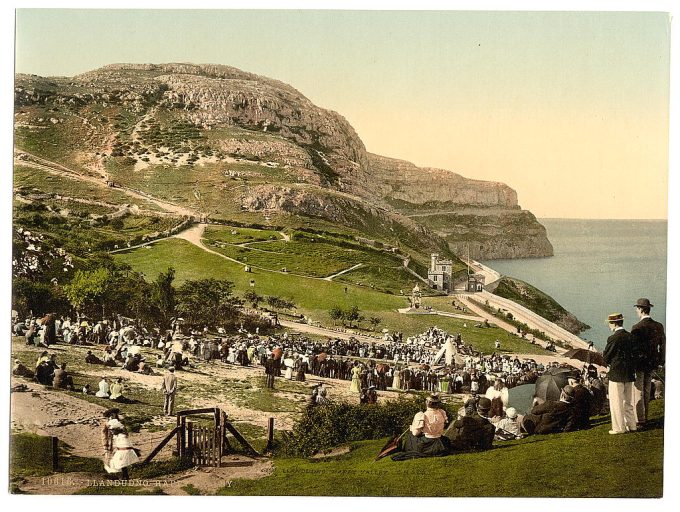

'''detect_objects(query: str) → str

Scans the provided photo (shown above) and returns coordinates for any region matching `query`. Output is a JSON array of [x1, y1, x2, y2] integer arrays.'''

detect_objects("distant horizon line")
[[537, 217, 667, 221]]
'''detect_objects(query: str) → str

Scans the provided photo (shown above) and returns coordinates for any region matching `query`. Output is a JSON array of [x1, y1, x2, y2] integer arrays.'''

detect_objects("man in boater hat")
[[603, 313, 637, 434], [631, 298, 665, 429]]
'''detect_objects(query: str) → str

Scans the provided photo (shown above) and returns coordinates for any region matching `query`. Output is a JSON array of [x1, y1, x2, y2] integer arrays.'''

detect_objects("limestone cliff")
[[368, 154, 554, 260]]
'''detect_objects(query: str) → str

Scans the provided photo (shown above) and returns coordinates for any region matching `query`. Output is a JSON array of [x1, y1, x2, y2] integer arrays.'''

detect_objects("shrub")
[[281, 396, 459, 457]]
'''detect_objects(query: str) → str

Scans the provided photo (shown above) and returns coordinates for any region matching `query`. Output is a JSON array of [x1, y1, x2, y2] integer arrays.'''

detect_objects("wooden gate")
[[142, 406, 264, 468], [187, 423, 219, 467]]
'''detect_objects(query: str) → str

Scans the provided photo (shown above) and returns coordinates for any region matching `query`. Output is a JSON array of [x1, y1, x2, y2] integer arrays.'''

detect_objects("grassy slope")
[[216, 401, 664, 497], [493, 276, 590, 334], [114, 238, 550, 356]]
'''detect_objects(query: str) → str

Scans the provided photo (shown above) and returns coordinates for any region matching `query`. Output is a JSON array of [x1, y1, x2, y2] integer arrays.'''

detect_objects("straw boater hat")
[[634, 298, 654, 308], [607, 313, 624, 323]]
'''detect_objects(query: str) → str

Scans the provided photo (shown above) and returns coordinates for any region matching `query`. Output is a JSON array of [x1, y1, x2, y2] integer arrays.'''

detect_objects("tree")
[[345, 305, 361, 328], [244, 290, 263, 308], [329, 307, 345, 326], [151, 267, 176, 330], [176, 278, 243, 330], [266, 295, 296, 312], [369, 316, 381, 331], [12, 277, 70, 318], [64, 267, 110, 318]]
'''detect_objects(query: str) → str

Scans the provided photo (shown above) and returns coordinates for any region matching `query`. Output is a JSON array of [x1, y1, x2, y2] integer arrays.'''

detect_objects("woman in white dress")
[[102, 412, 139, 479], [284, 359, 294, 380]]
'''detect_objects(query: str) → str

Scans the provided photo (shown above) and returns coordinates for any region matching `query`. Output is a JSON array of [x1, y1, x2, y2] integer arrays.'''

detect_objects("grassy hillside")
[[114, 238, 549, 356], [493, 276, 590, 334], [215, 400, 664, 497]]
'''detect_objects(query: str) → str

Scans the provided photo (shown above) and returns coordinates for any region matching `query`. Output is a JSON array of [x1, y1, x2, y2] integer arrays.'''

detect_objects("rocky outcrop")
[[241, 184, 451, 255], [369, 153, 518, 207]]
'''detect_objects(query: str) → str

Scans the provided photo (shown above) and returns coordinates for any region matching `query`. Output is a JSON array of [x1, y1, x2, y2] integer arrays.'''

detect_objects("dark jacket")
[[444, 413, 495, 451], [564, 385, 592, 431], [631, 317, 666, 371], [603, 328, 636, 382], [524, 400, 572, 435]]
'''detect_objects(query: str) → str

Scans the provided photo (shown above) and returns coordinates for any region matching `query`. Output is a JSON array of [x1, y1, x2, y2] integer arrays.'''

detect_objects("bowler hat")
[[562, 385, 575, 399], [607, 313, 624, 323], [634, 298, 654, 308]]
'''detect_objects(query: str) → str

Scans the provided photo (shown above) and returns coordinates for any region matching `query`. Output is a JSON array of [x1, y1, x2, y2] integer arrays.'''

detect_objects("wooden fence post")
[[51, 436, 59, 472], [187, 421, 194, 464], [176, 414, 181, 456], [266, 417, 275, 451], [180, 416, 187, 458]]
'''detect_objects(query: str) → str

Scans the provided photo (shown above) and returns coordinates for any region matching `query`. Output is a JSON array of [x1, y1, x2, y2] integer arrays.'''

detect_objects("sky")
[[13, 8, 671, 219]]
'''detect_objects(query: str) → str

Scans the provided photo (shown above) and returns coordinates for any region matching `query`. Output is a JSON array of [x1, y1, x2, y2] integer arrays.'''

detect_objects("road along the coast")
[[455, 290, 589, 351]]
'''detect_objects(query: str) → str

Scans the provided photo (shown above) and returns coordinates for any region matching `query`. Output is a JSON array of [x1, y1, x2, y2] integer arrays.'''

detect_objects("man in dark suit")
[[445, 397, 495, 452], [522, 386, 575, 435], [565, 376, 593, 431], [603, 313, 637, 434], [631, 298, 665, 428]]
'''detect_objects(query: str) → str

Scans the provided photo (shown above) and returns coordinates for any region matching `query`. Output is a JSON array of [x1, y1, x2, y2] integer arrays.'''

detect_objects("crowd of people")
[[391, 297, 666, 460], [11, 295, 666, 470]]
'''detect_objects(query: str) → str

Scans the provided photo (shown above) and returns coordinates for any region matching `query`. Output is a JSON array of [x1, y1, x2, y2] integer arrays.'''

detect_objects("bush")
[[281, 396, 459, 457]]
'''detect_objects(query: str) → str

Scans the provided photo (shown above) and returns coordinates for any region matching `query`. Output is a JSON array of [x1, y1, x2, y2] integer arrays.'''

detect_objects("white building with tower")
[[427, 253, 454, 292]]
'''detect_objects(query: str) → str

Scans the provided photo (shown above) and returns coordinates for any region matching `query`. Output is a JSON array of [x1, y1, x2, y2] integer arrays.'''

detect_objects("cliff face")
[[15, 63, 552, 261], [369, 153, 518, 207], [368, 154, 553, 259]]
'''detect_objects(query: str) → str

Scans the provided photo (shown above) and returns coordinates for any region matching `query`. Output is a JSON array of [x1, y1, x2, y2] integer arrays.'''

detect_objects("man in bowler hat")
[[603, 313, 637, 434], [631, 298, 665, 428]]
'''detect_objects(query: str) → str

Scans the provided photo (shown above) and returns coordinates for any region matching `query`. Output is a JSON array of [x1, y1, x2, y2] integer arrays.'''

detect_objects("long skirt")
[[105, 447, 140, 473], [349, 376, 361, 393], [391, 433, 450, 461]]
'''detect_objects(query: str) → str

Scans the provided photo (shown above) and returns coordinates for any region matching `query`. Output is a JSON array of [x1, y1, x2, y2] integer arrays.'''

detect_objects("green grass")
[[215, 401, 664, 497], [73, 485, 167, 495], [204, 228, 408, 279], [493, 276, 590, 334], [114, 238, 555, 356], [205, 225, 282, 244], [13, 165, 164, 212], [10, 433, 102, 478]]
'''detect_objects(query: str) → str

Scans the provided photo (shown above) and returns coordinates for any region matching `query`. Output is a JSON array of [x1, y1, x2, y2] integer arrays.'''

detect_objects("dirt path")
[[324, 263, 363, 281], [278, 319, 383, 345]]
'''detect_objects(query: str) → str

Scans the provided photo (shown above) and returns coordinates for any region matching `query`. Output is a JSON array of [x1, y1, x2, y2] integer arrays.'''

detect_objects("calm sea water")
[[482, 219, 667, 350]]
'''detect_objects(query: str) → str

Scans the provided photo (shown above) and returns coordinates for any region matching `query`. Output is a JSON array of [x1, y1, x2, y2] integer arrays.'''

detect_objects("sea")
[[482, 219, 667, 351]]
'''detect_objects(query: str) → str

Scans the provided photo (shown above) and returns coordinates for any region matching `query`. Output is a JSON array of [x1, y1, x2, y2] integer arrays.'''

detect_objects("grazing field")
[[204, 225, 283, 244], [14, 165, 163, 211]]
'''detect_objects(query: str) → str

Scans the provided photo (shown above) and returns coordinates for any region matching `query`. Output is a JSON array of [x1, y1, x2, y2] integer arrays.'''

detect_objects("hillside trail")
[[15, 150, 200, 218]]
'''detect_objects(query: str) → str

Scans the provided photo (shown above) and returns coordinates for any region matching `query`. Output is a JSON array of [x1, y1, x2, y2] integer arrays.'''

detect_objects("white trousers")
[[608, 380, 637, 433]]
